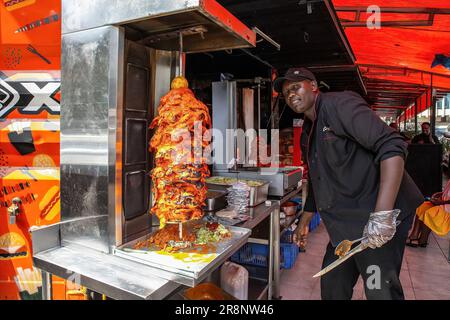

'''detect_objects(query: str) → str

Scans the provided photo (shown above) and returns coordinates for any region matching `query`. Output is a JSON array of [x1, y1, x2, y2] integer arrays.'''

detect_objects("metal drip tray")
[[114, 224, 251, 287]]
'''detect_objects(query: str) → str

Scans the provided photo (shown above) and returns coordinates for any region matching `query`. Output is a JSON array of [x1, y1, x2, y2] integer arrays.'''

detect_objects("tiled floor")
[[280, 222, 450, 300]]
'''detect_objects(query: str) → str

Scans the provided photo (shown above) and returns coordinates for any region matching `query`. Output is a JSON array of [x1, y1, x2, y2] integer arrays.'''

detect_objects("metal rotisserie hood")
[[63, 0, 256, 52]]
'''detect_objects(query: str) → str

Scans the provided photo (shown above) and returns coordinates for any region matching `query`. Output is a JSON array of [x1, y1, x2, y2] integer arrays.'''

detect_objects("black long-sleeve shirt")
[[300, 91, 423, 246]]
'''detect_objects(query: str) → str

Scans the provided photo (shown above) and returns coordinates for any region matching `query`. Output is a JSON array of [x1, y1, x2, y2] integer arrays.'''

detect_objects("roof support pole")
[[431, 75, 436, 136], [414, 99, 418, 135], [178, 32, 184, 77], [404, 111, 407, 131]]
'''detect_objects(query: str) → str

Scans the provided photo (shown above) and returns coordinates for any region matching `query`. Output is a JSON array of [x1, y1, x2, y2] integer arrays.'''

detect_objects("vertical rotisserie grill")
[[150, 77, 211, 227]]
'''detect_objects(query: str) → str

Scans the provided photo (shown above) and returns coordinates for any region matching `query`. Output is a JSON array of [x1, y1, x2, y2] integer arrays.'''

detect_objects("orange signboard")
[[0, 0, 67, 300]]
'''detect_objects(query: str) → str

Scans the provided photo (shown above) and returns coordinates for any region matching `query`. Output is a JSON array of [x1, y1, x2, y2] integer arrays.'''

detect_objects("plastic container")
[[184, 282, 236, 300], [220, 262, 248, 300]]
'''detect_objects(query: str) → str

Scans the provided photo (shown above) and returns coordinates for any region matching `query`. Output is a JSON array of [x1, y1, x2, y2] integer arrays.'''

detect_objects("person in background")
[[407, 180, 450, 247], [411, 122, 439, 144], [274, 67, 423, 300], [389, 122, 400, 132], [389, 122, 410, 143]]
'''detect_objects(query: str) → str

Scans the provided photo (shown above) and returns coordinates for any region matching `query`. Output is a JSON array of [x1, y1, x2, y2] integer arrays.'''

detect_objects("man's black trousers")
[[320, 213, 414, 300]]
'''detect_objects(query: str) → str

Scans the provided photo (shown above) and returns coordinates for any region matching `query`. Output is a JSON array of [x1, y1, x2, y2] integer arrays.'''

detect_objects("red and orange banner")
[[0, 0, 69, 300]]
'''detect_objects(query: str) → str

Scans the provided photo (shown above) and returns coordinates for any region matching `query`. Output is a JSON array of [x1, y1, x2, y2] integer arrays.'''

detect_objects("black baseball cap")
[[273, 67, 316, 93]]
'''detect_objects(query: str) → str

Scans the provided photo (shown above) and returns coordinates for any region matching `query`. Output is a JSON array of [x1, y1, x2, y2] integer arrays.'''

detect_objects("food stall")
[[28, 0, 291, 300], [27, 0, 366, 300]]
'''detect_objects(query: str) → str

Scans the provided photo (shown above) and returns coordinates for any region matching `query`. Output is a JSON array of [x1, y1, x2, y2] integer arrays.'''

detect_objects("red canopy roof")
[[332, 0, 450, 119]]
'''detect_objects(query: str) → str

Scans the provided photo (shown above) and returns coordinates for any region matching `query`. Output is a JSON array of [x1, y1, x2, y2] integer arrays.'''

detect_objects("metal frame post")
[[403, 113, 407, 131], [272, 207, 280, 299], [41, 270, 53, 300], [178, 32, 184, 77], [414, 98, 418, 134], [430, 75, 437, 136], [268, 210, 274, 300]]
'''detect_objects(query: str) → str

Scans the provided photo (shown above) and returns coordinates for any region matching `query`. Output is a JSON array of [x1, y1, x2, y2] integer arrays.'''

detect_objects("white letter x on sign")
[[21, 82, 60, 113]]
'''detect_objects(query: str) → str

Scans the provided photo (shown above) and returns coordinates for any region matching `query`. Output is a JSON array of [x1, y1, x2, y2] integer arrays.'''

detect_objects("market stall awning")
[[187, 0, 366, 95], [220, 0, 356, 68], [332, 0, 450, 119]]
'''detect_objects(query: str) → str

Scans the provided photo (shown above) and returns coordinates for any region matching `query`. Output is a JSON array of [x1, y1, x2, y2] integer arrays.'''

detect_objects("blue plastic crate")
[[280, 229, 294, 243], [310, 214, 315, 231], [308, 212, 321, 232], [309, 215, 314, 231], [281, 242, 299, 269], [290, 197, 302, 204], [230, 243, 267, 267], [230, 240, 299, 269]]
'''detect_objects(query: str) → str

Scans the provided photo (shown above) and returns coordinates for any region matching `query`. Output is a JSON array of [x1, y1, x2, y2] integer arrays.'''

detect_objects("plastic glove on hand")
[[362, 209, 401, 249]]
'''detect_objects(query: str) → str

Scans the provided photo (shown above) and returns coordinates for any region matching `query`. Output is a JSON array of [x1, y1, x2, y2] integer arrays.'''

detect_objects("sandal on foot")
[[406, 238, 419, 247]]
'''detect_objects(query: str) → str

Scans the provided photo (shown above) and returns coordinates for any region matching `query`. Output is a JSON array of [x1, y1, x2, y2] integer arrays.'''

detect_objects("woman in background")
[[407, 181, 450, 247]]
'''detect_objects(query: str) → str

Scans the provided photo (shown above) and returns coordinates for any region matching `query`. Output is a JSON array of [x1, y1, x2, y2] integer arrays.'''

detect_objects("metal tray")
[[248, 181, 270, 207], [203, 189, 228, 212], [206, 178, 269, 207], [214, 168, 303, 197], [113, 223, 251, 287]]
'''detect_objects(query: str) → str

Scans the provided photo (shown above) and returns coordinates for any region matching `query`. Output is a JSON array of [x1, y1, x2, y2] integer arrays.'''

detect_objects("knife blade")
[[313, 242, 367, 278], [314, 218, 402, 278]]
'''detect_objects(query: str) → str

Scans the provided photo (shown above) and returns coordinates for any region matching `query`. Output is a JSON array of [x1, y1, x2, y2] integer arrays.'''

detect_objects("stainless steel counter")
[[232, 201, 280, 300], [31, 218, 250, 300], [214, 184, 306, 300], [269, 182, 306, 207], [31, 188, 298, 300], [238, 201, 279, 230], [114, 225, 251, 287], [268, 182, 306, 300], [33, 244, 180, 300]]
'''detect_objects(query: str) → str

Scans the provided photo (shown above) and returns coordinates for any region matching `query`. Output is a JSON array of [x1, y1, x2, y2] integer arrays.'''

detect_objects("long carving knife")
[[314, 219, 402, 278], [313, 243, 367, 278]]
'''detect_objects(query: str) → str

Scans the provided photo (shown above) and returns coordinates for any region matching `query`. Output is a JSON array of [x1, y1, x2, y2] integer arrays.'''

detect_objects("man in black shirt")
[[411, 122, 439, 144], [274, 68, 423, 300]]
